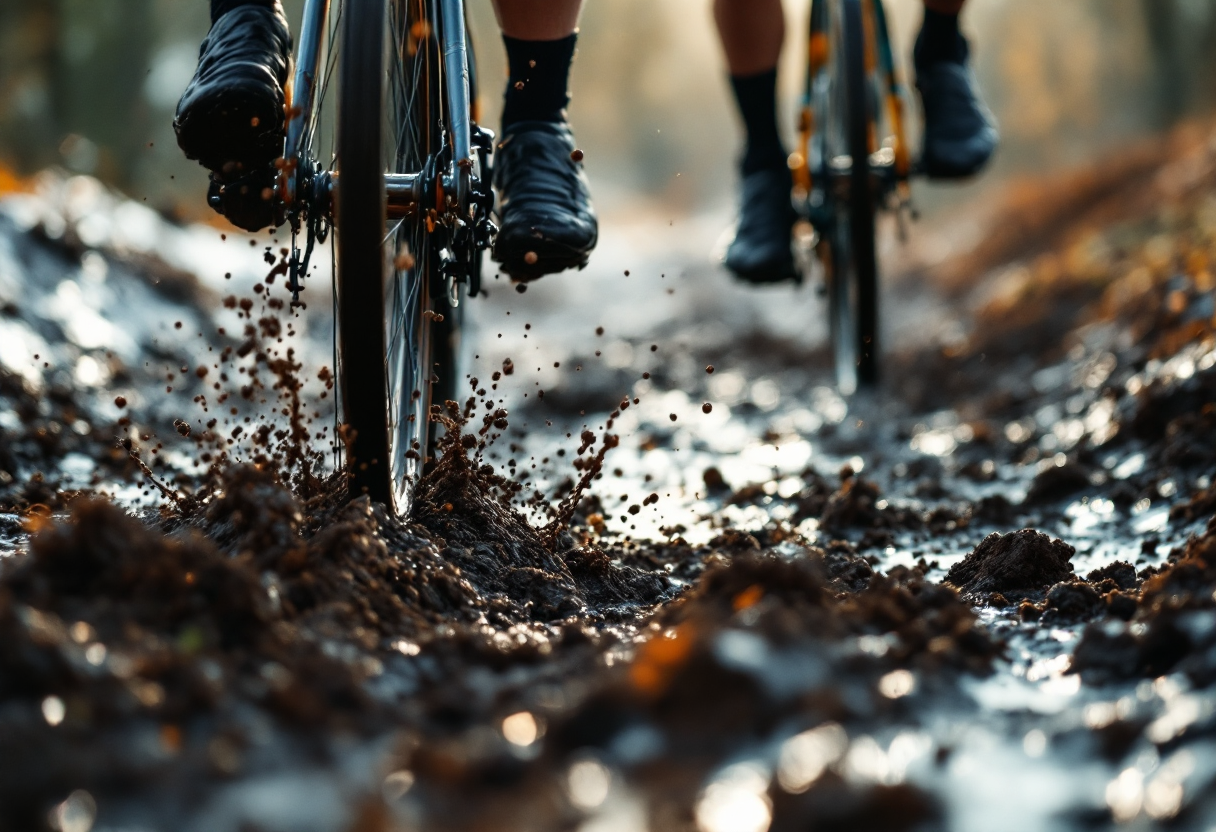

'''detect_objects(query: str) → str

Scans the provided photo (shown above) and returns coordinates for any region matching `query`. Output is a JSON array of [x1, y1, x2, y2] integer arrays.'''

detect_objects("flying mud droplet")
[[706, 365, 715, 374], [502, 358, 515, 376], [174, 419, 191, 438], [514, 81, 526, 90], [669, 413, 678, 422], [702, 403, 712, 414], [114, 396, 127, 409], [515, 283, 528, 294], [570, 149, 584, 162], [524, 251, 539, 265], [595, 327, 604, 336]]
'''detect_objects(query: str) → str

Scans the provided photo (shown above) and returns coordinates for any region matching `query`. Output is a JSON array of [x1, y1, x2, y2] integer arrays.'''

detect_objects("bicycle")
[[273, 0, 906, 512], [277, 0, 495, 513], [791, 0, 912, 395]]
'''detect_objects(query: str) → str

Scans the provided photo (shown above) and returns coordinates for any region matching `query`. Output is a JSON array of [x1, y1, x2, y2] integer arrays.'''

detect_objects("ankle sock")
[[501, 34, 577, 130], [210, 0, 279, 24], [914, 9, 968, 69], [729, 68, 788, 177]]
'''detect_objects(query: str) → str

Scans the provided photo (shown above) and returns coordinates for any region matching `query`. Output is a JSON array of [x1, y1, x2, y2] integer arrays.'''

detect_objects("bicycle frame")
[[280, 0, 481, 243], [794, 0, 910, 215], [796, 0, 909, 392]]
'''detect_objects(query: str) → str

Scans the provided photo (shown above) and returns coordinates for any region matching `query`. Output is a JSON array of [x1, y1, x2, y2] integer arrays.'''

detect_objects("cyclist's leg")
[[176, 0, 291, 230], [491, 0, 582, 128], [917, 0, 967, 67], [915, 0, 999, 178], [491, 0, 582, 41], [713, 0, 797, 283], [489, 0, 598, 280], [713, 0, 784, 78], [714, 0, 787, 179]]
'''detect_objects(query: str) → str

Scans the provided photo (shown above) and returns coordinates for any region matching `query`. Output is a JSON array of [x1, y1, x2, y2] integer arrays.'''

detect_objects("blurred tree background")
[[0, 0, 210, 214], [1141, 0, 1216, 127], [2, 0, 1216, 219]]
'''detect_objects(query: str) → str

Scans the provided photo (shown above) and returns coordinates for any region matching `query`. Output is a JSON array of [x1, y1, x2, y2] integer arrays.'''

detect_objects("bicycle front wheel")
[[822, 0, 879, 393], [336, 0, 455, 512]]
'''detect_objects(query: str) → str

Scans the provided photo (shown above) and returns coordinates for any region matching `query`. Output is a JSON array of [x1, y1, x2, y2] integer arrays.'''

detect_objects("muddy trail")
[[2, 120, 1216, 832]]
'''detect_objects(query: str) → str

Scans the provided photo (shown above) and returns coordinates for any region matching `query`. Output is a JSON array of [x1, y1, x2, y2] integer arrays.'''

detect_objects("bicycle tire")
[[826, 0, 879, 392], [336, 0, 455, 512]]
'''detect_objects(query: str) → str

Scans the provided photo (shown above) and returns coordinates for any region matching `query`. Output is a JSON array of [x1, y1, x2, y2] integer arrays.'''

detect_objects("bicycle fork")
[[280, 0, 496, 304]]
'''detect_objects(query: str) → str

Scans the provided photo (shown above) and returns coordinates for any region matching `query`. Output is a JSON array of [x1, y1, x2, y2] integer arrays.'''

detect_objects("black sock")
[[211, 0, 278, 24], [730, 68, 787, 177], [501, 34, 577, 130], [914, 9, 968, 69]]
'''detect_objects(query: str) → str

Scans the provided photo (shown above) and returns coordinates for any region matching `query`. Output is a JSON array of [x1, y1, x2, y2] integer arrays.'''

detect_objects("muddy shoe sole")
[[727, 259, 800, 285], [207, 166, 281, 232], [175, 89, 285, 174], [493, 239, 592, 281]]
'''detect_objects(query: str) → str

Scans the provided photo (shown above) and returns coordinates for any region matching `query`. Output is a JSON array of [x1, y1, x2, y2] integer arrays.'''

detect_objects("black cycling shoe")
[[724, 166, 798, 284], [492, 121, 597, 280], [176, 4, 291, 232], [206, 167, 279, 232], [916, 60, 998, 179]]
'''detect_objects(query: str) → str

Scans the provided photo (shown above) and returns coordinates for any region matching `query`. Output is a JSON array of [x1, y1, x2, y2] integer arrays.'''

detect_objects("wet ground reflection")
[[3, 119, 1216, 830]]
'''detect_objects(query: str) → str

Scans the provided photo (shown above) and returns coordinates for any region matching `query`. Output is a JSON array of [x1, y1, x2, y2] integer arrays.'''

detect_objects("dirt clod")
[[1044, 580, 1103, 619], [1073, 518, 1216, 684], [944, 529, 1075, 601], [1086, 560, 1138, 591]]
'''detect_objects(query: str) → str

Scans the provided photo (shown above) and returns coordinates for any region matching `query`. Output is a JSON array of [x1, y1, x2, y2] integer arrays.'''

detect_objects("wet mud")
[[1, 120, 1216, 831], [944, 528, 1076, 602]]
